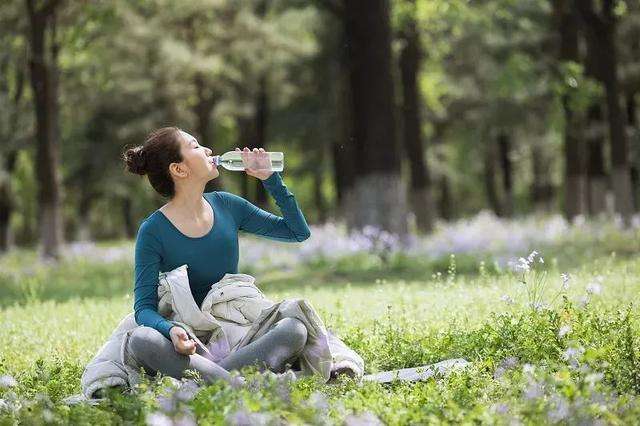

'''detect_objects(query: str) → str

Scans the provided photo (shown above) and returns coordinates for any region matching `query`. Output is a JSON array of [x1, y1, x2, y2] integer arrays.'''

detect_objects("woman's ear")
[[169, 162, 189, 179]]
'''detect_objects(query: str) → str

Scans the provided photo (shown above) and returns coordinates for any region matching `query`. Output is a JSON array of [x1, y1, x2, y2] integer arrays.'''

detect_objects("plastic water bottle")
[[212, 151, 284, 172]]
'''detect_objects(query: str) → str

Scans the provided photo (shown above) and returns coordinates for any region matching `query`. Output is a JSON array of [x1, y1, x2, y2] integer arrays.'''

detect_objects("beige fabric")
[[80, 264, 364, 399]]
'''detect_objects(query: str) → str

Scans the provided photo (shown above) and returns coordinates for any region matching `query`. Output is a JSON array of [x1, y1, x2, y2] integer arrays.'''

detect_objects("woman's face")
[[173, 130, 218, 181]]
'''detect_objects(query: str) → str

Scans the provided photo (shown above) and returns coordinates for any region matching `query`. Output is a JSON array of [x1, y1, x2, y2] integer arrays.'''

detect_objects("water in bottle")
[[212, 151, 284, 172]]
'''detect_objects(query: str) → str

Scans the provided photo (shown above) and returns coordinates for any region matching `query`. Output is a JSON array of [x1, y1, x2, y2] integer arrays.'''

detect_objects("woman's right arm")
[[133, 220, 175, 341]]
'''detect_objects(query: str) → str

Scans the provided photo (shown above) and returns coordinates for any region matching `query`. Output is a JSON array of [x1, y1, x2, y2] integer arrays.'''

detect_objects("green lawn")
[[1, 238, 639, 424]]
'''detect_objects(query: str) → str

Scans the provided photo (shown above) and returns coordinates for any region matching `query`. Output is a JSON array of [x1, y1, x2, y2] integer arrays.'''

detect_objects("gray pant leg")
[[126, 326, 235, 384], [217, 317, 308, 373]]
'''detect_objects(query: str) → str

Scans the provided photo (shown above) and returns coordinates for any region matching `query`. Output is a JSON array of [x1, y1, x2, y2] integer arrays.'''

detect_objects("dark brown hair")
[[122, 126, 184, 198]]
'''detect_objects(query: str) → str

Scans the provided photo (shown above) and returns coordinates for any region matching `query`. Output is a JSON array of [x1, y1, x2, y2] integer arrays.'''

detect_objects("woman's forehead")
[[178, 130, 196, 144]]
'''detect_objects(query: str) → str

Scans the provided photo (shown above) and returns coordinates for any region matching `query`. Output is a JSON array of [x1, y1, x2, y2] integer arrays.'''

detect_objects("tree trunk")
[[484, 136, 503, 216], [253, 75, 270, 210], [331, 37, 356, 217], [343, 0, 409, 241], [26, 0, 65, 261], [0, 151, 19, 252], [182, 15, 223, 195], [553, 0, 587, 220], [236, 117, 254, 199], [399, 8, 434, 234], [439, 175, 453, 221], [193, 73, 222, 194], [498, 132, 513, 217], [252, 0, 270, 210], [0, 47, 25, 252], [76, 188, 95, 241], [121, 195, 136, 239], [312, 145, 327, 224], [585, 105, 608, 215], [626, 93, 638, 212], [531, 144, 554, 212], [576, 0, 633, 223]]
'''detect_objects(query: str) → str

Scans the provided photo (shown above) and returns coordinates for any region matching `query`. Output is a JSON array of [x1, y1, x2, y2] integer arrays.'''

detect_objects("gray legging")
[[125, 317, 308, 385]]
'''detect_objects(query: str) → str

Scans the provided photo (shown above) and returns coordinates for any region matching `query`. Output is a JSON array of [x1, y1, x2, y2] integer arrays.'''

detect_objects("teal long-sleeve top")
[[133, 172, 311, 340]]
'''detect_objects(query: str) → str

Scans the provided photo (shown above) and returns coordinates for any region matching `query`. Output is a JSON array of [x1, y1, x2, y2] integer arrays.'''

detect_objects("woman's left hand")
[[236, 147, 274, 181]]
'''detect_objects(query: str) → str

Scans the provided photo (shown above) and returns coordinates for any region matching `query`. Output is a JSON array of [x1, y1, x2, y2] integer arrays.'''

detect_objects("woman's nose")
[[206, 147, 213, 155]]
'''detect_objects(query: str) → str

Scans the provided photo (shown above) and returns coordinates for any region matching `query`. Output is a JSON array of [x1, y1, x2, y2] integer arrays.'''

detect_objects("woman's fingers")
[[173, 338, 194, 355], [234, 147, 266, 173], [180, 339, 196, 355]]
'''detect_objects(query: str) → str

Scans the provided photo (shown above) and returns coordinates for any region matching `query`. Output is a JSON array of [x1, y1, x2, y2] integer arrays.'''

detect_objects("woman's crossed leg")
[[125, 317, 308, 385]]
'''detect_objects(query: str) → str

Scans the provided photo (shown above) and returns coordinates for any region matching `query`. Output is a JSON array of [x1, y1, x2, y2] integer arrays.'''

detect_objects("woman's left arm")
[[218, 172, 311, 242]]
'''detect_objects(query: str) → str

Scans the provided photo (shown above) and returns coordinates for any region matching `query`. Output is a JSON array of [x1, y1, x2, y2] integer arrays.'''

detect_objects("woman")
[[122, 126, 312, 387]]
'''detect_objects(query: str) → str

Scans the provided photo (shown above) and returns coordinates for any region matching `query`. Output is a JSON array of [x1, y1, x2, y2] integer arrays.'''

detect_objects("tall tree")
[[552, 0, 587, 220], [576, 0, 633, 223], [25, 0, 65, 260], [497, 131, 514, 217], [618, 1, 640, 212], [342, 0, 409, 239], [312, 2, 356, 218], [585, 105, 608, 215], [253, 0, 270, 210], [0, 1, 30, 251], [398, 0, 434, 233]]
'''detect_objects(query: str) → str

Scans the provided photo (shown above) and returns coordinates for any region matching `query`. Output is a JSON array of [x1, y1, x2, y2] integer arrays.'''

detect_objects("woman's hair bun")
[[123, 145, 147, 175]]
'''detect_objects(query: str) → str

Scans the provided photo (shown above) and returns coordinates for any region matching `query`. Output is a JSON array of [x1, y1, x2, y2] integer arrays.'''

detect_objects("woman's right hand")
[[169, 326, 197, 355]]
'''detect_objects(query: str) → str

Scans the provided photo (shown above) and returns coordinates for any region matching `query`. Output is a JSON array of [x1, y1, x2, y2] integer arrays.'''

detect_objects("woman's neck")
[[166, 180, 208, 219]]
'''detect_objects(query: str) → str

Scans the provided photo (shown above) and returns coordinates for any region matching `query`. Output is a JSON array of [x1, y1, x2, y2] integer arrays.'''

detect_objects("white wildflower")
[[500, 294, 515, 305], [563, 346, 585, 368], [345, 411, 384, 426], [501, 357, 519, 369], [175, 380, 200, 402], [516, 257, 531, 272], [586, 282, 602, 295], [529, 301, 547, 311], [578, 295, 590, 308], [585, 373, 604, 387], [0, 376, 17, 388], [492, 403, 509, 415], [560, 273, 570, 290], [547, 395, 570, 422], [558, 325, 572, 338], [156, 394, 176, 413], [524, 381, 544, 400], [146, 412, 173, 426], [493, 367, 507, 379], [42, 408, 55, 423], [523, 364, 535, 375], [309, 391, 329, 413], [562, 346, 584, 361], [226, 409, 271, 426]]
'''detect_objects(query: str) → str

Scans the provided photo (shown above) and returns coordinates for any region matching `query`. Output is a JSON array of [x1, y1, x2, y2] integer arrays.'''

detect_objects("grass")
[[0, 233, 639, 424]]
